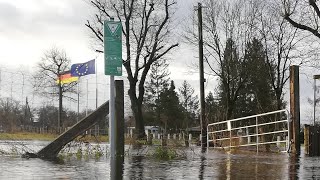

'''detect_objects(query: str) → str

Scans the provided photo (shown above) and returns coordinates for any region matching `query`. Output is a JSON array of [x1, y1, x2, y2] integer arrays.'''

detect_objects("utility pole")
[[197, 3, 206, 151], [289, 65, 300, 154]]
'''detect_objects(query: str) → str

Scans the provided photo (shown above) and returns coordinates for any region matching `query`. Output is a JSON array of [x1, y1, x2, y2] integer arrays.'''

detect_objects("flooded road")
[[0, 140, 319, 179]]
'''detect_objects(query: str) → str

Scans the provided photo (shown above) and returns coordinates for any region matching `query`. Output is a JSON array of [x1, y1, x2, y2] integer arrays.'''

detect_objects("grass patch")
[[0, 132, 109, 143], [0, 132, 58, 141], [150, 146, 178, 160]]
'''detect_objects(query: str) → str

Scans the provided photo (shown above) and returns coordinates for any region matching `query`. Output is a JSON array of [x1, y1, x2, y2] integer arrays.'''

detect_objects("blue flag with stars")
[[71, 59, 95, 77]]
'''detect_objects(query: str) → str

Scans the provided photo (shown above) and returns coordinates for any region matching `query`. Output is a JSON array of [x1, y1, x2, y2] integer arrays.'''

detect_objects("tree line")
[[3, 0, 320, 138], [0, 96, 106, 133]]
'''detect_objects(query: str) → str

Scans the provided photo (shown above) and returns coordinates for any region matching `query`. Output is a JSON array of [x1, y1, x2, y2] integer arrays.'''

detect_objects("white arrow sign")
[[107, 23, 120, 35]]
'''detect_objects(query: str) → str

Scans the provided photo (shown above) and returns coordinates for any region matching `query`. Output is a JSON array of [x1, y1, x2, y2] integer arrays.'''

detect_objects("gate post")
[[289, 65, 300, 154]]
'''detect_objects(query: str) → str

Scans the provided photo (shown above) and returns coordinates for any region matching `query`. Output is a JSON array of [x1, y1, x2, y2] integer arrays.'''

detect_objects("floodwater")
[[0, 140, 320, 180]]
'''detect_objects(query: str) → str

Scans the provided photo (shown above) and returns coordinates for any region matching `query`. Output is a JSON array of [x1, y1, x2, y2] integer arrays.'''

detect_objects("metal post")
[[207, 126, 209, 150], [96, 59, 98, 109], [198, 2, 206, 151], [86, 79, 88, 116], [314, 78, 316, 126], [229, 129, 232, 149], [10, 80, 13, 103], [0, 68, 2, 98], [21, 73, 24, 103], [77, 81, 80, 122], [109, 76, 115, 157], [256, 117, 259, 153]]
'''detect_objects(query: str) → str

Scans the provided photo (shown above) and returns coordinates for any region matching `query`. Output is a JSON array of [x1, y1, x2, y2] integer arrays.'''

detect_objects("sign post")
[[104, 19, 122, 158]]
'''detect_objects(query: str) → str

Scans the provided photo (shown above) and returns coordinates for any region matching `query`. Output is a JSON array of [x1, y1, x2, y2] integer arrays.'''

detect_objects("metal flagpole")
[[86, 79, 88, 116], [77, 79, 80, 122], [96, 59, 98, 109]]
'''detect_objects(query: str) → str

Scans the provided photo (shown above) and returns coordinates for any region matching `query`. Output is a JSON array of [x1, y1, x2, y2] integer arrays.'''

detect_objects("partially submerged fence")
[[207, 109, 290, 153]]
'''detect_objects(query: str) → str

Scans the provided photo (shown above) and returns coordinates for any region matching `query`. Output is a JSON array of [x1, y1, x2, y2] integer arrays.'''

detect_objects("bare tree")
[[33, 47, 77, 132], [283, 0, 320, 38], [86, 0, 179, 138], [257, 0, 301, 110], [184, 0, 256, 119]]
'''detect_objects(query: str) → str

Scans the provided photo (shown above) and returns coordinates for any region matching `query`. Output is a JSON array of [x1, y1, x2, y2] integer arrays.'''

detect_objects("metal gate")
[[207, 109, 290, 153]]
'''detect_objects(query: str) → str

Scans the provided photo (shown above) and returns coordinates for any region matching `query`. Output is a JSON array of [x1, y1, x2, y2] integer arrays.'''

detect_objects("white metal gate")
[[207, 109, 290, 153]]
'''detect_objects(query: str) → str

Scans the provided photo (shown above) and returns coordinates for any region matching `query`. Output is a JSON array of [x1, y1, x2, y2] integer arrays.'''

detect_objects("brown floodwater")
[[0, 140, 319, 179]]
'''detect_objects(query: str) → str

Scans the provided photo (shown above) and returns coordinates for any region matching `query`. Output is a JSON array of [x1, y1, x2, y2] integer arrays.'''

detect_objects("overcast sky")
[[0, 0, 318, 124]]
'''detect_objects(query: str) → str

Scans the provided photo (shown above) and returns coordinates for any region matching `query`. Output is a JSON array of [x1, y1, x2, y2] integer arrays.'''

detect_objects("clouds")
[[0, 0, 91, 36], [0, 0, 95, 67]]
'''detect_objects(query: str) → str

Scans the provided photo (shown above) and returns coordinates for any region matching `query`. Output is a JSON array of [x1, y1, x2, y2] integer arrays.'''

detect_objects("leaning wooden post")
[[115, 80, 124, 157], [289, 65, 300, 154]]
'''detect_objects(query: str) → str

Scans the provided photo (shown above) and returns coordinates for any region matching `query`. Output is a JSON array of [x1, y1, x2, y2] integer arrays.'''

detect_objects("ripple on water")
[[0, 141, 320, 179]]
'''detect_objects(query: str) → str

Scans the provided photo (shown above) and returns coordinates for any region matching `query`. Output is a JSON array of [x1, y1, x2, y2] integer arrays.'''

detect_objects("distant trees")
[[144, 79, 200, 132], [158, 80, 183, 132], [143, 59, 170, 126], [86, 0, 179, 138], [36, 106, 98, 132], [183, 0, 299, 121], [37, 105, 59, 131], [33, 47, 77, 131], [205, 92, 221, 124], [179, 80, 199, 128], [217, 38, 247, 119], [241, 38, 274, 115], [0, 98, 24, 132], [258, 0, 299, 110]]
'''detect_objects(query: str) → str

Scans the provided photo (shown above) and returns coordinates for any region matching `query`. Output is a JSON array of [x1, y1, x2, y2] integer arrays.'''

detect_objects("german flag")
[[56, 71, 79, 85]]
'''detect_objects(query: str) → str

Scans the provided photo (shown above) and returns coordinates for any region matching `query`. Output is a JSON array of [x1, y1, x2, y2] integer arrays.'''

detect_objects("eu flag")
[[71, 59, 95, 77]]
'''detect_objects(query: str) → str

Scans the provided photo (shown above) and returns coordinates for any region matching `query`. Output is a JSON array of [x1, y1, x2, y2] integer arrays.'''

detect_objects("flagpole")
[[77, 79, 80, 122], [86, 79, 88, 116], [96, 59, 98, 109]]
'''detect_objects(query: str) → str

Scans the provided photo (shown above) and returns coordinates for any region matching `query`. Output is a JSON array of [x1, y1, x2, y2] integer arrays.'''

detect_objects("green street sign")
[[104, 21, 122, 76]]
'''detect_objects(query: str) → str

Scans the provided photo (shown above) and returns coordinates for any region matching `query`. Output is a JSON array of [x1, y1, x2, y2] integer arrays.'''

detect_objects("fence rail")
[[207, 109, 290, 153]]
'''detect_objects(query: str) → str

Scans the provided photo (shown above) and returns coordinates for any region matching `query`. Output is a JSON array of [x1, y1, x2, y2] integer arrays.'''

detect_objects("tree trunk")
[[128, 86, 145, 139]]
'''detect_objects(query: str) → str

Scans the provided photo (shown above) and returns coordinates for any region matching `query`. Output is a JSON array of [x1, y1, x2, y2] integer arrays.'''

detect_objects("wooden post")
[[115, 80, 124, 157], [198, 2, 207, 151], [289, 65, 300, 154], [304, 125, 310, 155], [37, 101, 109, 159]]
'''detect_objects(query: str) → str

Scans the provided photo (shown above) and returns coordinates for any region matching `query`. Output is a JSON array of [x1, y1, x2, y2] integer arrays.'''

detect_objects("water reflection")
[[110, 156, 124, 180], [2, 141, 320, 179], [288, 154, 299, 180], [207, 150, 289, 179], [198, 154, 206, 180], [128, 156, 144, 180]]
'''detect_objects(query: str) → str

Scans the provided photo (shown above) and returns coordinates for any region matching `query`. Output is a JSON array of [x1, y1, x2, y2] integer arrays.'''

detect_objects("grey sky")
[[0, 0, 317, 124]]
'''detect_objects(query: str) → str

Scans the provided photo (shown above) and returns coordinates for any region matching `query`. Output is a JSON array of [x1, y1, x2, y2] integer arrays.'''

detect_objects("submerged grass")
[[150, 146, 178, 160]]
